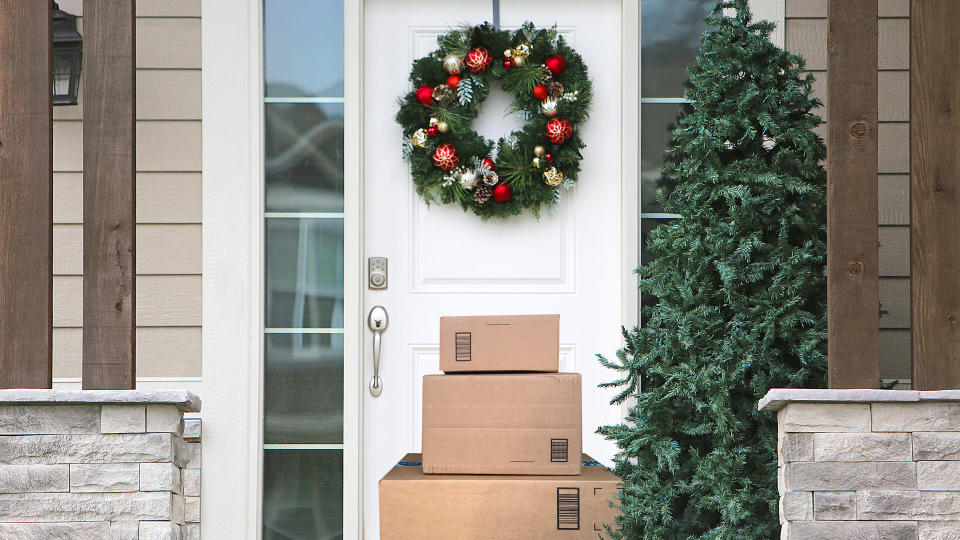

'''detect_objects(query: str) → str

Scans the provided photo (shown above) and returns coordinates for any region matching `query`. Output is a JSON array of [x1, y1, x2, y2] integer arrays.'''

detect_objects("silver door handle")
[[367, 306, 388, 397]]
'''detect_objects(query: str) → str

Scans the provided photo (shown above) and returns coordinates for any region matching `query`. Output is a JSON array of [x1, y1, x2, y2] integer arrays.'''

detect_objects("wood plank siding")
[[825, 0, 880, 388], [0, 1, 53, 388], [785, 0, 912, 384], [911, 0, 960, 390], [52, 0, 202, 383], [82, 0, 137, 389]]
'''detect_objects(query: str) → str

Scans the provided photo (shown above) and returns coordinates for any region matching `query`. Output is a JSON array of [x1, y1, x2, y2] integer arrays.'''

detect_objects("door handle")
[[367, 305, 389, 397]]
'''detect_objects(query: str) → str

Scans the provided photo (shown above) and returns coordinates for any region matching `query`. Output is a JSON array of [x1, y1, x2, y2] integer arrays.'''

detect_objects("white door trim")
[[344, 1, 365, 539]]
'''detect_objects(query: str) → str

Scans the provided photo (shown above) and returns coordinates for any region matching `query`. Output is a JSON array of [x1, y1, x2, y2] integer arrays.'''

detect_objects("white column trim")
[[201, 0, 264, 537]]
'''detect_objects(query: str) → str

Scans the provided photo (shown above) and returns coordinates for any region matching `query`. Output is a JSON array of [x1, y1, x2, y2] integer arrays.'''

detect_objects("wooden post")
[[82, 0, 137, 389], [826, 0, 880, 388], [0, 2, 53, 389], [912, 1, 960, 390]]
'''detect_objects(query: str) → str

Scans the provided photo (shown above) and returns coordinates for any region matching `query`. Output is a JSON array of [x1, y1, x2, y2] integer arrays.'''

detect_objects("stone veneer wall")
[[0, 391, 200, 540], [761, 389, 960, 540]]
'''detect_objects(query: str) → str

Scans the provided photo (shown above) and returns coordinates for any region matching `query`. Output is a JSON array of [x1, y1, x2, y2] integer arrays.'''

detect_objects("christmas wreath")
[[397, 22, 592, 219]]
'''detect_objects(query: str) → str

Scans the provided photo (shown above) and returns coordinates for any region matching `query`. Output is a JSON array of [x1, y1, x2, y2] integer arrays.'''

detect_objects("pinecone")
[[547, 81, 564, 98], [474, 184, 493, 204], [537, 65, 553, 80], [432, 84, 455, 103]]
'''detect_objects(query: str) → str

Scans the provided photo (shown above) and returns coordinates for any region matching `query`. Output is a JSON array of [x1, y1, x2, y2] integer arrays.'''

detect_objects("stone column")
[[760, 388, 960, 540], [0, 390, 201, 539]]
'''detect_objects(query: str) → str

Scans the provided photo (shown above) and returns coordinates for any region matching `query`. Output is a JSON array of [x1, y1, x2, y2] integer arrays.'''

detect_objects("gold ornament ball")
[[436, 121, 449, 133], [533, 145, 546, 157], [512, 55, 525, 67], [532, 157, 541, 168], [429, 116, 439, 125], [412, 128, 428, 148], [503, 49, 513, 58], [543, 166, 563, 187], [443, 54, 463, 74]]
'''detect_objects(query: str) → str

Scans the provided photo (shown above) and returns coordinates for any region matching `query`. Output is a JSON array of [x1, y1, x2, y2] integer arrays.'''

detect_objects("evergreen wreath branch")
[[396, 22, 593, 220]]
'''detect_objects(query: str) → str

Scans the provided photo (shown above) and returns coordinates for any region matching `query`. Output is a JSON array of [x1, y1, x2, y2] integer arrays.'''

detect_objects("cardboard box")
[[422, 373, 581, 475], [380, 453, 621, 540], [439, 314, 559, 373]]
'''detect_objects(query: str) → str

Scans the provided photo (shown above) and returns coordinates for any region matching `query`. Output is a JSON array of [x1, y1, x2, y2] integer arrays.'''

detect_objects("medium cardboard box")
[[379, 453, 621, 540], [439, 314, 559, 373], [422, 372, 581, 475]]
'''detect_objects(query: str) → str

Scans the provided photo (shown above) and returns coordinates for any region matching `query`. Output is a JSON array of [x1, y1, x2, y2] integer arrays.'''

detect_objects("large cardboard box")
[[380, 453, 620, 540], [439, 314, 559, 373], [422, 372, 581, 475]]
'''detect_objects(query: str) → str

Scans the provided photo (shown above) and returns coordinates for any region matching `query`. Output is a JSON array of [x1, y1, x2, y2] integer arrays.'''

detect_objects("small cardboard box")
[[379, 453, 621, 540], [422, 372, 581, 475], [439, 314, 559, 373]]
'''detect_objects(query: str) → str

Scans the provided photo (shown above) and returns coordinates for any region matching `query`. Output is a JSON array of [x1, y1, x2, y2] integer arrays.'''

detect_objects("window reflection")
[[266, 103, 345, 213], [263, 450, 344, 540], [641, 103, 692, 214], [265, 334, 344, 444], [641, 0, 715, 97], [264, 0, 345, 97], [265, 218, 345, 329]]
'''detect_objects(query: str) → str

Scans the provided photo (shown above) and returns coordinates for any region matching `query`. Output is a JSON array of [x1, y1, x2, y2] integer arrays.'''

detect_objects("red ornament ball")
[[544, 54, 566, 75], [545, 153, 554, 163], [481, 158, 495, 171], [465, 47, 493, 73], [446, 74, 461, 89], [427, 125, 438, 137], [532, 84, 549, 100], [492, 183, 513, 203], [545, 117, 573, 144], [416, 85, 435, 106], [503, 58, 514, 69], [432, 144, 459, 171]]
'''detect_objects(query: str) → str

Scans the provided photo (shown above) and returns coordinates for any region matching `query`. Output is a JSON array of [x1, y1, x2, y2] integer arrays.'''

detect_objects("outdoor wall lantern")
[[52, 2, 82, 106]]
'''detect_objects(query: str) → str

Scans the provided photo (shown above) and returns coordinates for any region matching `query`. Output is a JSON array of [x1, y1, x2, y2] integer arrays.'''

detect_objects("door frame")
[[201, 0, 639, 537]]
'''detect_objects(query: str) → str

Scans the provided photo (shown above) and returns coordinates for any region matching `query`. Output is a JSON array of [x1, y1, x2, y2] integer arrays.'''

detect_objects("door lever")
[[367, 306, 389, 397]]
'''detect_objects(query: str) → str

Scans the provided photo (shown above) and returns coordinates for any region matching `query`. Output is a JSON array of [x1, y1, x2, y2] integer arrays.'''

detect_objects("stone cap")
[[0, 389, 201, 412], [759, 388, 960, 412]]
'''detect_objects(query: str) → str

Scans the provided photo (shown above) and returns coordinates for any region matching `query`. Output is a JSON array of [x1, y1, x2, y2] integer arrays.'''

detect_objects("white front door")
[[362, 1, 625, 536]]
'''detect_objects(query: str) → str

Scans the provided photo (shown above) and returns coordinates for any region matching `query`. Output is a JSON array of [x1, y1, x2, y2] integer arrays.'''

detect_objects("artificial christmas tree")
[[599, 2, 827, 538]]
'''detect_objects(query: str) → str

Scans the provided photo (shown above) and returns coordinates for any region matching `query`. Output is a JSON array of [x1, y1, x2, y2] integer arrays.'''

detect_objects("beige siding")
[[54, 173, 203, 224], [53, 224, 201, 275], [52, 2, 202, 380], [53, 275, 201, 328], [879, 175, 909, 226], [878, 227, 909, 278], [785, 0, 911, 380], [54, 327, 202, 378], [136, 19, 202, 69]]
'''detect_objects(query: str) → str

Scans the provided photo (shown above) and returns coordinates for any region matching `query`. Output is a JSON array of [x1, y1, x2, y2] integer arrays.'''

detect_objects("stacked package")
[[379, 314, 621, 539]]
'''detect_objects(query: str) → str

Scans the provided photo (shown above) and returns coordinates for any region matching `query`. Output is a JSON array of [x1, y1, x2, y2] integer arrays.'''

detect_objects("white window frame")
[[201, 0, 646, 537]]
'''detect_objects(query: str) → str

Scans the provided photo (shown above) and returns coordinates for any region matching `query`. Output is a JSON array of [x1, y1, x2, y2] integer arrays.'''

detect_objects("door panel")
[[363, 1, 623, 537]]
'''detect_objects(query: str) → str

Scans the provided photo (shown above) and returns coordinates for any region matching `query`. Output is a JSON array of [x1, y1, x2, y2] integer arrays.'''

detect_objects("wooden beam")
[[826, 0, 880, 388], [82, 0, 137, 389], [0, 2, 53, 389], [912, 0, 960, 390]]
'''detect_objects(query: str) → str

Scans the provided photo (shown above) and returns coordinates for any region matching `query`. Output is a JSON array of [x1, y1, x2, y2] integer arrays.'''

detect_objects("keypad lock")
[[368, 257, 387, 289]]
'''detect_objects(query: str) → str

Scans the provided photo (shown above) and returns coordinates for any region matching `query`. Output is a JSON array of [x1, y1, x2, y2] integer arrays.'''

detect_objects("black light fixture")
[[52, 2, 82, 106]]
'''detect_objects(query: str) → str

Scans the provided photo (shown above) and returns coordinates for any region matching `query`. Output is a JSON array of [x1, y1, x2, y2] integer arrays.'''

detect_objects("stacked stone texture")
[[0, 403, 201, 540], [778, 401, 960, 540]]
